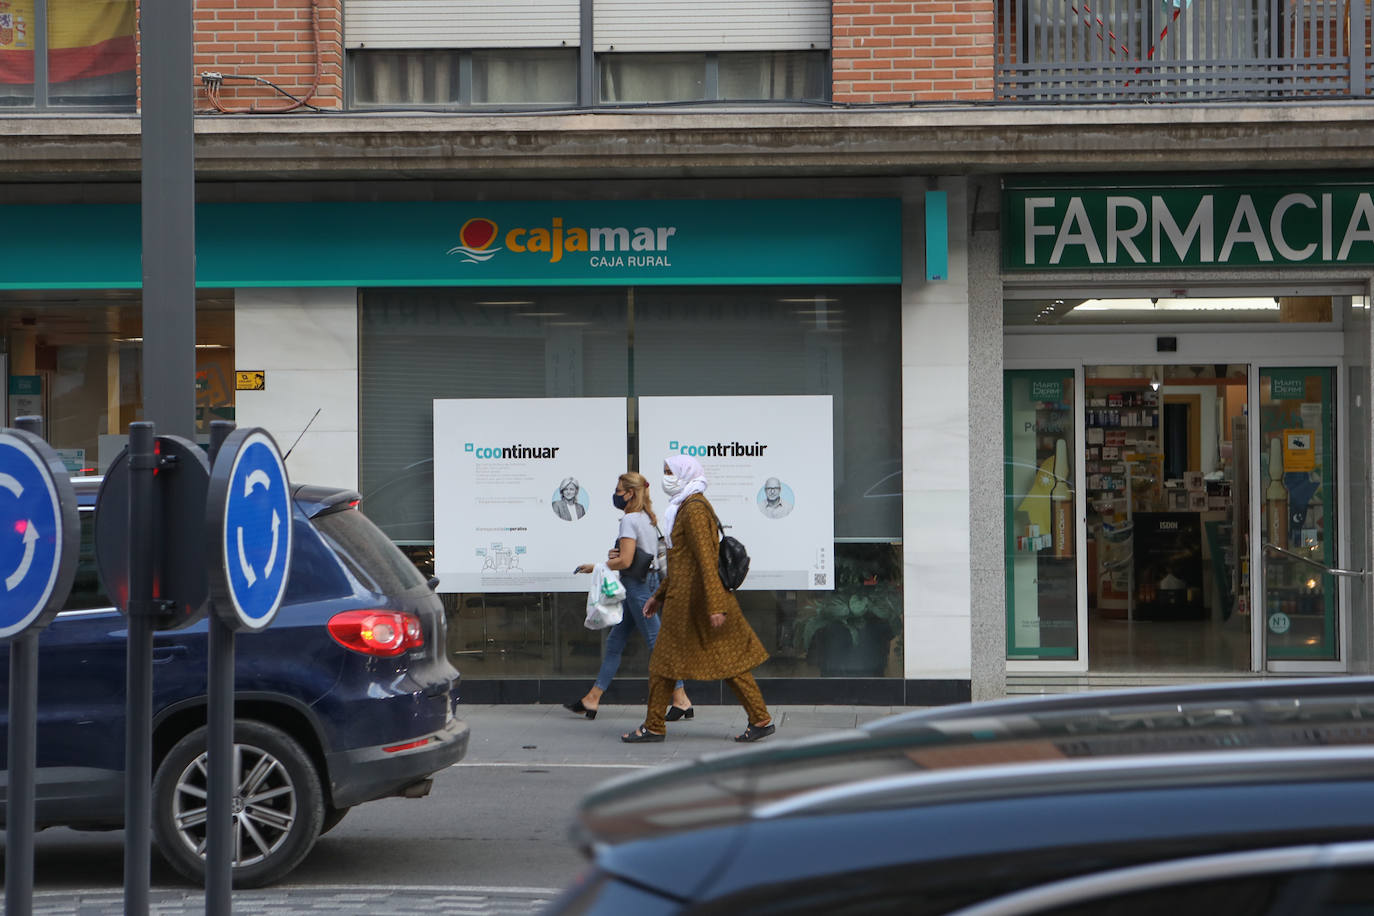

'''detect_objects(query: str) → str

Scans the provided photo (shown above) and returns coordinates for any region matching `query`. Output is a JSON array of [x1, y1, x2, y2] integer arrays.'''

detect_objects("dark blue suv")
[[0, 478, 469, 888]]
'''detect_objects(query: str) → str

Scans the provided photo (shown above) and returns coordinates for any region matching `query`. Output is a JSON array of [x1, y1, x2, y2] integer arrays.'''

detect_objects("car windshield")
[[312, 507, 427, 594]]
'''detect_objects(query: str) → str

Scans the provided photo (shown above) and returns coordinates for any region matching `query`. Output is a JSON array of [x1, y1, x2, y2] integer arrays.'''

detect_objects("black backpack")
[[701, 500, 750, 591]]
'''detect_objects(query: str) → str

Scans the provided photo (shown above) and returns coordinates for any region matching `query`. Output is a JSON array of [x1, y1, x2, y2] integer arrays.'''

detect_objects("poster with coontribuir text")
[[433, 397, 628, 592], [638, 395, 834, 590]]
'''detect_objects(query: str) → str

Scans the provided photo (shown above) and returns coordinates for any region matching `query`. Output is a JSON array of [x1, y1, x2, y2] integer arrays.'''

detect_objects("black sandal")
[[665, 705, 694, 722], [734, 722, 775, 743], [621, 725, 665, 743], [563, 699, 597, 720]]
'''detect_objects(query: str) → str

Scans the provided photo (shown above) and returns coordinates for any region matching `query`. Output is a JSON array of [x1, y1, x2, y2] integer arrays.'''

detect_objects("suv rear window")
[[66, 511, 109, 610], [312, 508, 427, 594]]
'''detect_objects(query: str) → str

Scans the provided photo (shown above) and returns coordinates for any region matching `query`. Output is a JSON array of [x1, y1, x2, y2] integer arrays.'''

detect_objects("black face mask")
[[612, 493, 629, 510]]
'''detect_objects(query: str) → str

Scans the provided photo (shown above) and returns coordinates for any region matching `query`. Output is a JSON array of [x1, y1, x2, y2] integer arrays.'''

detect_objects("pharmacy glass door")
[[1004, 368, 1086, 670], [1082, 364, 1252, 674], [1257, 367, 1341, 665]]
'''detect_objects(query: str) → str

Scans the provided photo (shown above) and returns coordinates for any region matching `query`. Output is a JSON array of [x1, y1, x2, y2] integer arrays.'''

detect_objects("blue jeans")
[[594, 571, 682, 691]]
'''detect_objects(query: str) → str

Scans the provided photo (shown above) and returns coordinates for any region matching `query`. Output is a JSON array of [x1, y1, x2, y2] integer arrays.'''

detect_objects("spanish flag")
[[0, 0, 136, 86]]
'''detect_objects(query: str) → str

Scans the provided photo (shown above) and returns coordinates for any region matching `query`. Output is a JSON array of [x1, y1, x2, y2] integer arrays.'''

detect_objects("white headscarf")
[[661, 454, 708, 547]]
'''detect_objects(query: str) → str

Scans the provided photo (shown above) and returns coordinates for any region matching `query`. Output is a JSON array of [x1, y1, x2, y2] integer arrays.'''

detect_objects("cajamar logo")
[[447, 215, 678, 267], [447, 218, 501, 263]]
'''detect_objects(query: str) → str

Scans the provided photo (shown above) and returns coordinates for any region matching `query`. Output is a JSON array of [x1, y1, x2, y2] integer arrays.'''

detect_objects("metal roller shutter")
[[594, 0, 830, 52], [345, 0, 580, 49]]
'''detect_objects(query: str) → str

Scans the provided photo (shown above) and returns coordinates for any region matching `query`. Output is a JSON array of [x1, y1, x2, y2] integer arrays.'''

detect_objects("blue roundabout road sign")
[[207, 428, 293, 631], [0, 430, 78, 640]]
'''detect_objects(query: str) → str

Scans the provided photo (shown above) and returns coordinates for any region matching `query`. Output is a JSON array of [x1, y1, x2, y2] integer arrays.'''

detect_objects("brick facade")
[[128, 1, 999, 112], [833, 1, 995, 104], [189, 0, 342, 112]]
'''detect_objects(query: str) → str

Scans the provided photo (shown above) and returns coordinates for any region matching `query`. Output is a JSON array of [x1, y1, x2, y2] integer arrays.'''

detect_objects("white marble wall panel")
[[235, 288, 358, 490], [901, 178, 973, 681], [901, 611, 974, 678], [236, 288, 356, 370]]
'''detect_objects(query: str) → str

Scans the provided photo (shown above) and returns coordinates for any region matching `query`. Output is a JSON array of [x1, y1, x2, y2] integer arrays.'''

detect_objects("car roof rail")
[[947, 839, 1374, 916], [867, 676, 1374, 732], [753, 746, 1374, 820]]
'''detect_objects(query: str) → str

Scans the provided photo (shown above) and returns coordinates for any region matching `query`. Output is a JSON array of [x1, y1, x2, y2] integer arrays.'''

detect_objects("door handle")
[[152, 645, 189, 664], [1263, 543, 1369, 579]]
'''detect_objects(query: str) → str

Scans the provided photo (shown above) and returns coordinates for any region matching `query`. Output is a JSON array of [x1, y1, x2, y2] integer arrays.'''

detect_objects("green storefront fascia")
[[1005, 175, 1374, 271], [0, 199, 902, 289]]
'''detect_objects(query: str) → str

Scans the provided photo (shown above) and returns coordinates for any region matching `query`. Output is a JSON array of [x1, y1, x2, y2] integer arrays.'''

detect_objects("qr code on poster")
[[812, 573, 828, 587]]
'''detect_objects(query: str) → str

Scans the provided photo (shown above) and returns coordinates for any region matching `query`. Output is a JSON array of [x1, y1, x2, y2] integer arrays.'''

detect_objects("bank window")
[[349, 48, 578, 109], [0, 0, 137, 110], [0, 289, 235, 475], [358, 285, 901, 681]]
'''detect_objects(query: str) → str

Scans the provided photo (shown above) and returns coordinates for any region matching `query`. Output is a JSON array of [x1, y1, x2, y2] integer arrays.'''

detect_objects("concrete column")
[[1345, 282, 1374, 673], [967, 176, 1006, 700], [901, 178, 974, 688]]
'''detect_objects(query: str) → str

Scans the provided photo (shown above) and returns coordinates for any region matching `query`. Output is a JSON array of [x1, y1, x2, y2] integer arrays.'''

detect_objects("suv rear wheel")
[[152, 720, 325, 888]]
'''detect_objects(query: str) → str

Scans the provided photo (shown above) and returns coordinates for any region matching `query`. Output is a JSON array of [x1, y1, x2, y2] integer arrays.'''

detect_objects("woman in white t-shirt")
[[565, 471, 692, 721]]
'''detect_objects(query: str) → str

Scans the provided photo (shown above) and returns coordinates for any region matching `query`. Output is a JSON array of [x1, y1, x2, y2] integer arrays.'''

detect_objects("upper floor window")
[[350, 48, 579, 109], [998, 0, 1366, 102], [599, 50, 829, 104], [0, 0, 136, 110], [342, 0, 830, 111]]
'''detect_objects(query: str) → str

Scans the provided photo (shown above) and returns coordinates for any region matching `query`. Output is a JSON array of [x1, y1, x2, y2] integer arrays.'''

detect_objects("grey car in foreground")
[[550, 677, 1374, 915]]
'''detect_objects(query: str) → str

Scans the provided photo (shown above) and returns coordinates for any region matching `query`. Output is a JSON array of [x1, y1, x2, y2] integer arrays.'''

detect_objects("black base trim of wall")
[[459, 678, 971, 707]]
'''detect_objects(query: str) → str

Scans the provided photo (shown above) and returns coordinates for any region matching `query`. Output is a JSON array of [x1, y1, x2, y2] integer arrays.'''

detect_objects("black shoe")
[[622, 725, 665, 743], [564, 699, 597, 720], [734, 722, 775, 743], [665, 705, 694, 722]]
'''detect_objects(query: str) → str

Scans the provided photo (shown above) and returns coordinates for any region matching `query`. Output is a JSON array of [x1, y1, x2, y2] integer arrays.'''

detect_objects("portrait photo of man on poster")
[[758, 477, 794, 519]]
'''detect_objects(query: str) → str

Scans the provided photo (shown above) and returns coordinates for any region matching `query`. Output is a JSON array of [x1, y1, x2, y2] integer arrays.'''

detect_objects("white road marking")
[[33, 883, 564, 897], [262, 883, 563, 895], [453, 761, 652, 769]]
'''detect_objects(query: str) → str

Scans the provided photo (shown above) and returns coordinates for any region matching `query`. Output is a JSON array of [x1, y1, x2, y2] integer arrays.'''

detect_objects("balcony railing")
[[997, 0, 1371, 102]]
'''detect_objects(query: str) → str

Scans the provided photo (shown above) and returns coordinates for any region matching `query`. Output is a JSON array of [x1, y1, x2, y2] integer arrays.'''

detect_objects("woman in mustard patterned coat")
[[622, 455, 774, 744]]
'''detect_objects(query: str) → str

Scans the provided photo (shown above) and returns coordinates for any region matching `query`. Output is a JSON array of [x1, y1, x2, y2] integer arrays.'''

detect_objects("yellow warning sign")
[[236, 371, 265, 391], [1283, 428, 1315, 472]]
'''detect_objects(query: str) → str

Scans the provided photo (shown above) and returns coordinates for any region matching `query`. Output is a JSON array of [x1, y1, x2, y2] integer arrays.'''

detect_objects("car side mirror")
[[427, 576, 440, 592]]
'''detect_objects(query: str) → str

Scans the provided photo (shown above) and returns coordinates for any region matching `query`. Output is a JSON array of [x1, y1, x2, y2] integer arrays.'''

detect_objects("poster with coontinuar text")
[[638, 396, 834, 590], [433, 398, 628, 592]]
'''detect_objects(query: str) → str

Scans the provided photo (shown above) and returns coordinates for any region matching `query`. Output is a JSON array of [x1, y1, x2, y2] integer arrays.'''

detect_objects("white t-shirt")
[[618, 510, 658, 556]]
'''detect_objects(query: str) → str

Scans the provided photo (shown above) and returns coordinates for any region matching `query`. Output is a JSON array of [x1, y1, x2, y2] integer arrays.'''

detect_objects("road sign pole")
[[140, 0, 196, 441], [125, 422, 157, 916], [6, 630, 38, 916], [6, 416, 65, 916], [206, 421, 235, 914]]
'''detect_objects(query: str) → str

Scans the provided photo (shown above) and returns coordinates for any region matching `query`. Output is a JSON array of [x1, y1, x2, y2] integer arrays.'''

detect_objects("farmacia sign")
[[1005, 181, 1374, 270]]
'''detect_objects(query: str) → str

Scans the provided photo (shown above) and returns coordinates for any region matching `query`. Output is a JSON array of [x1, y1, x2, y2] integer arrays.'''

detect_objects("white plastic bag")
[[584, 562, 625, 630], [652, 524, 669, 575]]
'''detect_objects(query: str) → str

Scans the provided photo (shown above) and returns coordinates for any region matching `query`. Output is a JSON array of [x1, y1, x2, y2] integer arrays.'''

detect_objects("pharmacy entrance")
[[1003, 293, 1369, 676]]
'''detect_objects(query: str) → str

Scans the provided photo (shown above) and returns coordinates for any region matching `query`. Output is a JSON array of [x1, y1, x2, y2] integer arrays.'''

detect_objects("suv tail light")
[[328, 610, 424, 657]]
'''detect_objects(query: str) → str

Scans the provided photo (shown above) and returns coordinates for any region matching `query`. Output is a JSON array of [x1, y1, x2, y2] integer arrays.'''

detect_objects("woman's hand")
[[709, 613, 726, 628], [574, 563, 594, 574], [606, 548, 620, 561], [642, 596, 660, 618]]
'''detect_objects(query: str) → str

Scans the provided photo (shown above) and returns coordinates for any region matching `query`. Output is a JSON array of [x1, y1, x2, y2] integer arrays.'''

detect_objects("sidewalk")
[[9, 703, 925, 915], [459, 702, 925, 766]]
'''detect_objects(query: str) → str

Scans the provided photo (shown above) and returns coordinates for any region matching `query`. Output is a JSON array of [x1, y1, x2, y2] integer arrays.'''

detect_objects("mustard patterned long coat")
[[649, 494, 768, 680]]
